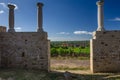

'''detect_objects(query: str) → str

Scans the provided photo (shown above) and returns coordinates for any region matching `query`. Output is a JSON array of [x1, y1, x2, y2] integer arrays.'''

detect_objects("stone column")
[[37, 2, 44, 32], [8, 4, 15, 32], [96, 0, 105, 31]]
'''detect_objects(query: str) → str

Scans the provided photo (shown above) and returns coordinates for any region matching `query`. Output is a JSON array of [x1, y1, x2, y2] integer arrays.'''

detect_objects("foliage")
[[50, 41, 90, 57]]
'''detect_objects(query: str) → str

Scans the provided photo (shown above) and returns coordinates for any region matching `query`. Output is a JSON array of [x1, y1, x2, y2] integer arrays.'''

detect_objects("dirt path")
[[51, 59, 90, 69]]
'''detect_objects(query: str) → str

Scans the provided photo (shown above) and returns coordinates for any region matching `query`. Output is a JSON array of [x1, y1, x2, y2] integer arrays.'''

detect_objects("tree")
[[51, 48, 58, 57]]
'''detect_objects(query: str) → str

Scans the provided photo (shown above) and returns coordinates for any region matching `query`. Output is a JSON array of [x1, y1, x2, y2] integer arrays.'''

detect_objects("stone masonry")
[[0, 26, 6, 32], [0, 3, 50, 71], [0, 32, 50, 70], [90, 0, 120, 73], [90, 31, 120, 72]]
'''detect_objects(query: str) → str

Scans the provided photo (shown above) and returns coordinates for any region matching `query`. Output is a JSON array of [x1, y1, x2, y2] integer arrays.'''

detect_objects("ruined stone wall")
[[0, 26, 6, 32], [0, 32, 50, 71], [90, 31, 120, 73]]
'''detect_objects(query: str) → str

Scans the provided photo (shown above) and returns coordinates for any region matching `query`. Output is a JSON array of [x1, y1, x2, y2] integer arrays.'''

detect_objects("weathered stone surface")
[[0, 2, 50, 71], [0, 26, 6, 32], [90, 31, 120, 73], [0, 32, 50, 71]]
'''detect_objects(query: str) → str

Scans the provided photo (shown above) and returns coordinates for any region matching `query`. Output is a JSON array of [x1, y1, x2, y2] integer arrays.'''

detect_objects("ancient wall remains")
[[90, 31, 120, 72], [0, 32, 50, 71], [0, 26, 6, 32], [0, 2, 50, 71]]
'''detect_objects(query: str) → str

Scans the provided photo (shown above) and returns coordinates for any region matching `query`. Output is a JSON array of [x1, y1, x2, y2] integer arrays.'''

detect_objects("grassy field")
[[0, 68, 120, 80], [51, 57, 90, 71]]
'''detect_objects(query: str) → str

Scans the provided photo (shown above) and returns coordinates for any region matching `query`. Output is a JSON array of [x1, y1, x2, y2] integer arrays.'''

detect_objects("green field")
[[50, 41, 90, 57]]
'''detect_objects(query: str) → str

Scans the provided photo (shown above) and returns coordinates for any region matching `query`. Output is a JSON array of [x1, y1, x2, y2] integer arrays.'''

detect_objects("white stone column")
[[37, 2, 44, 32], [8, 4, 15, 32], [96, 0, 105, 31]]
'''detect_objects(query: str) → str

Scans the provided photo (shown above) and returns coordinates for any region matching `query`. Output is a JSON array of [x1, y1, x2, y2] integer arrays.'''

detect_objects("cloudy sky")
[[0, 0, 120, 41]]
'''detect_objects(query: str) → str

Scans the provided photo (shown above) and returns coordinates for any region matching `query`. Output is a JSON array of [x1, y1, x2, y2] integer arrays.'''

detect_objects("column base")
[[8, 29, 15, 32], [97, 27, 105, 31], [37, 28, 44, 32]]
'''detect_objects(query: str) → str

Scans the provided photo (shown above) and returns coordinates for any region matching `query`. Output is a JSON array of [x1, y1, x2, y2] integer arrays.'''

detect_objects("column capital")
[[8, 4, 15, 9], [37, 2, 44, 7], [96, 1, 104, 6]]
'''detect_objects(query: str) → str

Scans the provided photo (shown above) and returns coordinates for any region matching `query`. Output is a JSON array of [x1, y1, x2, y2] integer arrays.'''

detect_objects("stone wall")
[[0, 26, 6, 32], [0, 32, 50, 71], [90, 31, 120, 73]]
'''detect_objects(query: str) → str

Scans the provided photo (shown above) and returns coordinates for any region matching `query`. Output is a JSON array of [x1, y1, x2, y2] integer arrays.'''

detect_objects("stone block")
[[0, 26, 6, 32], [91, 31, 120, 73], [0, 32, 50, 71]]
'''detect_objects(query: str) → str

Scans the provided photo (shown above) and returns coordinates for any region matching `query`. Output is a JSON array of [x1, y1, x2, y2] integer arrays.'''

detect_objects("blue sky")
[[0, 0, 120, 41]]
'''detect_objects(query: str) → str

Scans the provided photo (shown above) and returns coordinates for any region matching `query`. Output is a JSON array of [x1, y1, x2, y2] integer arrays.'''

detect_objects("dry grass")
[[51, 58, 90, 72], [51, 56, 90, 60], [0, 68, 120, 80], [51, 66, 89, 70]]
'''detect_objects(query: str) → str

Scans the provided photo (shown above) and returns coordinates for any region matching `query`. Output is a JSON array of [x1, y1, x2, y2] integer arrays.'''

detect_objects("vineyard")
[[50, 41, 90, 57]]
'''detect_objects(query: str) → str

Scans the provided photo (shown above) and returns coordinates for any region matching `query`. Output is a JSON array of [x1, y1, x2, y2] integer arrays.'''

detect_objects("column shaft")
[[96, 1, 105, 31], [9, 9, 14, 29], [37, 3, 44, 32], [8, 4, 15, 32]]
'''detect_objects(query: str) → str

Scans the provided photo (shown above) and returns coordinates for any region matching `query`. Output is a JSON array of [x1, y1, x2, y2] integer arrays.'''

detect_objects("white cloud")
[[0, 10, 4, 14], [57, 32, 70, 35], [14, 4, 18, 10], [74, 30, 92, 35], [49, 35, 91, 41], [0, 3, 18, 10], [8, 3, 18, 10], [0, 3, 7, 8], [109, 17, 120, 21], [15, 27, 22, 31]]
